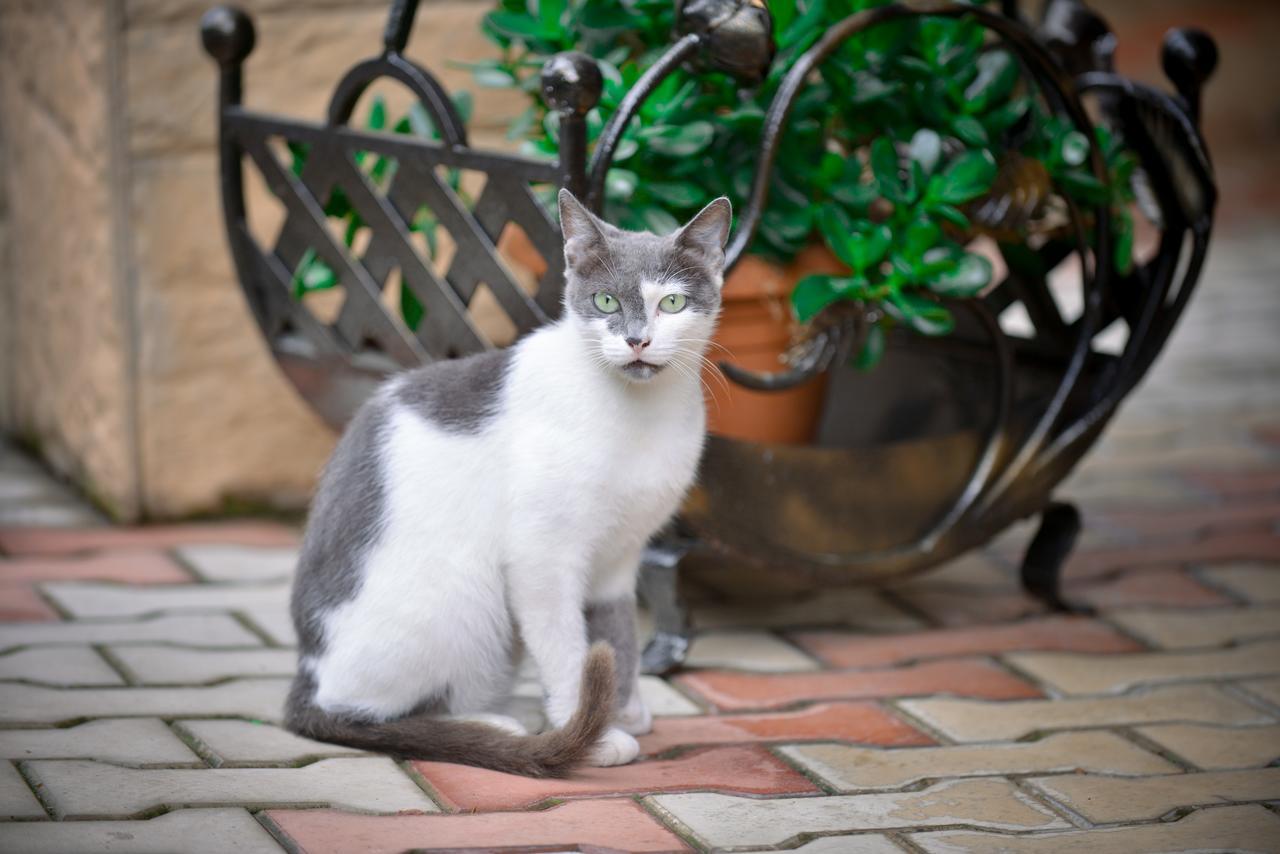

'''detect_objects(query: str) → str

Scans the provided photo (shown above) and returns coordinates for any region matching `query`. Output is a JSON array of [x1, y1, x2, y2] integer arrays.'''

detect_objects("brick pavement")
[[2, 227, 1279, 849]]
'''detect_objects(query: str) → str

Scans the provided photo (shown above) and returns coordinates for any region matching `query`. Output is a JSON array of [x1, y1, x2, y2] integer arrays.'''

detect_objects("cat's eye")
[[593, 292, 620, 314], [659, 293, 688, 313]]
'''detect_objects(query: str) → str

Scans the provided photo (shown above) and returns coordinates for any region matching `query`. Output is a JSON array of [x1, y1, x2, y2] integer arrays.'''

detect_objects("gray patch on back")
[[395, 349, 512, 434], [291, 395, 390, 655]]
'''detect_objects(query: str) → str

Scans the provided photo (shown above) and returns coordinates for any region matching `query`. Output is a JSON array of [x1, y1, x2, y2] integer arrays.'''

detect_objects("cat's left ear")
[[675, 197, 732, 273]]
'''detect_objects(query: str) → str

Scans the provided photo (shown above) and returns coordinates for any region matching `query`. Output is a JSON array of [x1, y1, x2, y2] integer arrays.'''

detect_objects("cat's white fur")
[[302, 282, 713, 765]]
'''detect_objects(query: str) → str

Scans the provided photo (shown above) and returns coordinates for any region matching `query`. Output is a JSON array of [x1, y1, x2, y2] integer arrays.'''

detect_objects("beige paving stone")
[[175, 720, 363, 765], [1007, 639, 1280, 694], [1240, 676, 1280, 708], [685, 631, 821, 673], [0, 719, 198, 765], [647, 779, 1068, 849], [912, 804, 1280, 853], [639, 675, 703, 716], [0, 679, 290, 725], [25, 756, 437, 818], [779, 835, 905, 853], [1028, 767, 1280, 823], [1136, 723, 1280, 769], [1, 761, 45, 819], [241, 607, 298, 646], [1199, 562, 1280, 604], [109, 646, 297, 685], [899, 685, 1271, 742], [41, 581, 289, 618], [176, 544, 299, 583], [691, 588, 924, 632], [0, 647, 123, 686], [1109, 606, 1280, 649], [783, 731, 1177, 791], [0, 614, 262, 650], [0, 807, 286, 853]]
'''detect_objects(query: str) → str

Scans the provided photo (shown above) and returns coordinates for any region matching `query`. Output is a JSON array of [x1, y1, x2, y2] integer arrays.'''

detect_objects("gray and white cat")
[[285, 190, 731, 776]]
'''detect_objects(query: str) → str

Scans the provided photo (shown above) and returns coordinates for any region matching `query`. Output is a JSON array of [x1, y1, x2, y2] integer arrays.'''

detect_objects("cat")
[[284, 190, 732, 777]]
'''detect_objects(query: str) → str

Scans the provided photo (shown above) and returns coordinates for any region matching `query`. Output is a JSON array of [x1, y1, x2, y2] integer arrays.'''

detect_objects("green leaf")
[[930, 252, 993, 297], [367, 97, 387, 132], [908, 128, 942, 175], [486, 11, 555, 41], [537, 0, 565, 34], [646, 180, 705, 208], [606, 168, 638, 200], [870, 136, 907, 203], [845, 224, 893, 273], [950, 115, 989, 146], [640, 205, 680, 234], [818, 204, 859, 269], [884, 291, 954, 336], [1114, 208, 1135, 275], [473, 65, 517, 88], [929, 149, 997, 204], [854, 322, 885, 370], [904, 217, 941, 260], [644, 121, 714, 156], [931, 203, 971, 230], [848, 70, 898, 105], [963, 50, 1019, 113], [451, 91, 474, 125], [401, 285, 425, 331], [1058, 170, 1109, 205], [791, 274, 842, 323]]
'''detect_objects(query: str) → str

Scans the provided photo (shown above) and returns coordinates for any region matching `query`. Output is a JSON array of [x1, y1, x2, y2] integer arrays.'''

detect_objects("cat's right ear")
[[558, 189, 606, 268]]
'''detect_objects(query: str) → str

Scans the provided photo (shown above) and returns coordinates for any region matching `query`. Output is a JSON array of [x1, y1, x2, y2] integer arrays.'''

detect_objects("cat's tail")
[[284, 642, 617, 778]]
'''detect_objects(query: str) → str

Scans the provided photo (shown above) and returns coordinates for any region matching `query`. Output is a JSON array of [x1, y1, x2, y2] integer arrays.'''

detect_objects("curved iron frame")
[[202, 0, 1218, 672]]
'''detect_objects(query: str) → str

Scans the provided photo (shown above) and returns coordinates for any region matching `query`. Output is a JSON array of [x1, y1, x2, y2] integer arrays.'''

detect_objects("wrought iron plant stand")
[[202, 0, 1218, 673]]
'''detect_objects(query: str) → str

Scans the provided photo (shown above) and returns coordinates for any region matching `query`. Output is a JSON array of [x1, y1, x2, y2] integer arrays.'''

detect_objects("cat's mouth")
[[621, 360, 664, 380]]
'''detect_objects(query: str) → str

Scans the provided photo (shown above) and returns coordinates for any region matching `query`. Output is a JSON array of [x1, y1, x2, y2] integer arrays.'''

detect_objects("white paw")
[[617, 693, 653, 736], [587, 727, 640, 767]]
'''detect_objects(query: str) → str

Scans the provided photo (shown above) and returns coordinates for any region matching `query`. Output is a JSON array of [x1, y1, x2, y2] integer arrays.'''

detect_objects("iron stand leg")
[[637, 538, 693, 676], [1020, 500, 1094, 614]]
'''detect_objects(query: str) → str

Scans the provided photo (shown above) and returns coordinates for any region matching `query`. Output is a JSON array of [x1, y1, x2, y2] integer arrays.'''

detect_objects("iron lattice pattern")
[[225, 111, 566, 374]]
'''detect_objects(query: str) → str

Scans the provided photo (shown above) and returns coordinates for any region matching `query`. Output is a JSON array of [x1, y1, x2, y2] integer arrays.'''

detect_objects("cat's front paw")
[[617, 693, 653, 735], [587, 727, 640, 767]]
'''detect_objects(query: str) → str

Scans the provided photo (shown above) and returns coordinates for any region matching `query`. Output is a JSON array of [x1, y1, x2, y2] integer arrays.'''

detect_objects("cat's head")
[[558, 189, 732, 383]]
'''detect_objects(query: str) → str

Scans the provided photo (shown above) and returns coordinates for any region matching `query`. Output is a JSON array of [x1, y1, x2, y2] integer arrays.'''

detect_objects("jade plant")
[[470, 0, 1137, 365]]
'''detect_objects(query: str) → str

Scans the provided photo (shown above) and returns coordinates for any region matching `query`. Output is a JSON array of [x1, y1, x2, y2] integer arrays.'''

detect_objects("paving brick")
[[677, 658, 1041, 711], [0, 807, 286, 853], [684, 630, 820, 672], [41, 581, 289, 619], [1239, 676, 1280, 708], [647, 779, 1068, 849], [912, 803, 1280, 853], [791, 616, 1141, 669], [0, 523, 299, 556], [780, 837, 904, 854], [1007, 639, 1280, 694], [176, 544, 299, 583], [0, 647, 123, 686], [175, 720, 363, 766], [1187, 467, 1280, 499], [886, 583, 1045, 627], [25, 756, 437, 818], [417, 745, 817, 811], [0, 584, 59, 621], [1135, 723, 1280, 770], [0, 719, 198, 765], [638, 702, 932, 755], [1100, 502, 1280, 536], [0, 678, 290, 724], [1073, 569, 1234, 610], [1, 761, 45, 818], [639, 675, 703, 716], [1027, 767, 1280, 823], [1199, 561, 1280, 603], [783, 731, 1178, 791], [240, 608, 298, 646], [0, 551, 191, 584], [0, 614, 262, 651], [691, 588, 925, 632], [1109, 606, 1280, 648], [1066, 532, 1280, 582], [899, 685, 1270, 742], [109, 646, 297, 684], [267, 799, 689, 853]]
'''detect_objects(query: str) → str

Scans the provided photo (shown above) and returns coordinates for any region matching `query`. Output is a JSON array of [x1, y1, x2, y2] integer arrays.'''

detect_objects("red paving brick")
[[414, 745, 817, 811], [0, 522, 298, 556], [0, 551, 192, 583], [1075, 569, 1235, 609], [675, 658, 1041, 711], [1098, 503, 1280, 537], [637, 702, 932, 755], [0, 584, 59, 621], [790, 616, 1143, 669], [268, 799, 690, 853], [1065, 531, 1280, 581], [1184, 468, 1280, 500]]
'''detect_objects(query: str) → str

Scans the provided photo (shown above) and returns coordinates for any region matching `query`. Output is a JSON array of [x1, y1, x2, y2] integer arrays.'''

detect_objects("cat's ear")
[[558, 189, 607, 268], [675, 197, 732, 270]]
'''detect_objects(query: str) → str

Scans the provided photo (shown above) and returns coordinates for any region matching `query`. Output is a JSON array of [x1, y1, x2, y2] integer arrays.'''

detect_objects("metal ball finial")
[[1163, 28, 1218, 90], [540, 52, 603, 116], [201, 5, 256, 67], [677, 0, 775, 84]]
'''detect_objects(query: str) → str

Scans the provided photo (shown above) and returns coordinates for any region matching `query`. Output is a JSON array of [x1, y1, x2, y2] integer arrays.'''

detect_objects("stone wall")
[[0, 0, 519, 520]]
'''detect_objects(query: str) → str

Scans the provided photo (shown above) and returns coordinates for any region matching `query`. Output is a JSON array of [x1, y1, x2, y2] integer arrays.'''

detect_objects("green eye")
[[659, 293, 688, 313], [593, 292, 620, 314]]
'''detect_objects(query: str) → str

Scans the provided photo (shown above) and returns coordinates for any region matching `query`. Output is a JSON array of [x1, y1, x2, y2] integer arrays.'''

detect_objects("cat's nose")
[[626, 336, 650, 352]]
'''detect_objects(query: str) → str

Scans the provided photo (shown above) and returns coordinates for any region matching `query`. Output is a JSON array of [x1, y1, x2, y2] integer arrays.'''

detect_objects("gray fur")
[[586, 598, 639, 707], [290, 396, 389, 655], [558, 192, 731, 333], [395, 349, 512, 434]]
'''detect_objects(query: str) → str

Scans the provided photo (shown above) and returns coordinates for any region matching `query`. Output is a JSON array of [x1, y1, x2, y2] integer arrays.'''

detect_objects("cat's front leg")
[[508, 556, 640, 766], [586, 596, 651, 735]]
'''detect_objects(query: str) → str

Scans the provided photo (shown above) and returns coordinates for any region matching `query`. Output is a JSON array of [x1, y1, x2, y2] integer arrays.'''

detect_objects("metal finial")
[[200, 5, 255, 67]]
